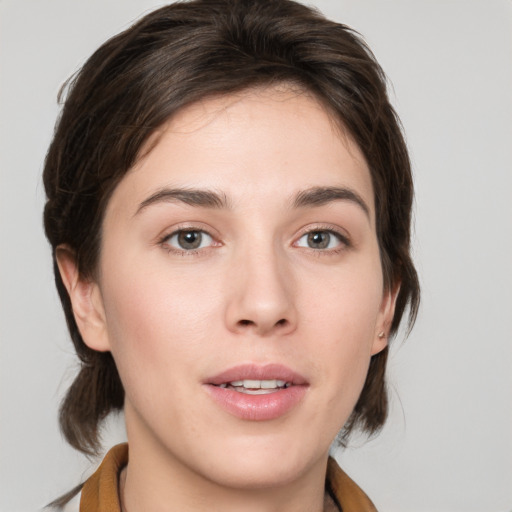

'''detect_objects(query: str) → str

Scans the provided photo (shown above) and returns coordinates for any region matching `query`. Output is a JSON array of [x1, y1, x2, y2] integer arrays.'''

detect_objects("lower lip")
[[204, 384, 308, 421]]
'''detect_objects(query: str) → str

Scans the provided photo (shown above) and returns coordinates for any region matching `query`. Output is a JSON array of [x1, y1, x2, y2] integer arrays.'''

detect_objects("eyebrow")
[[292, 186, 370, 218], [135, 185, 370, 218], [136, 188, 230, 214]]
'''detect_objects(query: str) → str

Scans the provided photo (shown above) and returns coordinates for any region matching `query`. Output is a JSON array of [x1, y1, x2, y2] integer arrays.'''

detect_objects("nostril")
[[234, 317, 292, 333]]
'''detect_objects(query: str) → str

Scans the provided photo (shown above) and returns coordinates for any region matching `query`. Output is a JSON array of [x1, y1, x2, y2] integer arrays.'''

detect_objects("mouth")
[[204, 364, 308, 421], [217, 379, 291, 394], [206, 363, 308, 390]]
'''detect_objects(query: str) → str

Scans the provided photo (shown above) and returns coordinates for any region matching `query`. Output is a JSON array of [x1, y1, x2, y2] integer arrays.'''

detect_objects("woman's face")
[[74, 87, 395, 489]]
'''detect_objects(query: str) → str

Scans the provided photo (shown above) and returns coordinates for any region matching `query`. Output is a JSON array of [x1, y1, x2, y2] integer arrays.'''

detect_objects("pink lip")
[[206, 363, 308, 386], [204, 364, 309, 421]]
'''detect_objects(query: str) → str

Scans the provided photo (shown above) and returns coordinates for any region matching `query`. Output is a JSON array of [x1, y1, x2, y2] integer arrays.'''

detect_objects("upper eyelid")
[[165, 228, 212, 240], [295, 230, 348, 246], [160, 228, 218, 255], [294, 224, 350, 241], [158, 223, 218, 243], [156, 223, 351, 247], [291, 224, 353, 253]]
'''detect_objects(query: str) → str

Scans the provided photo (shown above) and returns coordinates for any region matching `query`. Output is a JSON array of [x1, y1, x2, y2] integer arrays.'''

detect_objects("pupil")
[[178, 231, 201, 249], [308, 231, 329, 249]]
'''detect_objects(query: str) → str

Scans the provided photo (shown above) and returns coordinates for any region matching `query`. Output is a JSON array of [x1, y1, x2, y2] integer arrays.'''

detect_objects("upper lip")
[[205, 363, 308, 386]]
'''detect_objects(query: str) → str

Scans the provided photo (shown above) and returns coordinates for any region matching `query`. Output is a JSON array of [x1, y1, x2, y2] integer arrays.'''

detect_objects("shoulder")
[[326, 457, 378, 512], [45, 444, 127, 512], [61, 493, 80, 512]]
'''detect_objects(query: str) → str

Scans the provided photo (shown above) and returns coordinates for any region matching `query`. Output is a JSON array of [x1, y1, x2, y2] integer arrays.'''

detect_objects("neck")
[[122, 421, 328, 512], [122, 465, 327, 512]]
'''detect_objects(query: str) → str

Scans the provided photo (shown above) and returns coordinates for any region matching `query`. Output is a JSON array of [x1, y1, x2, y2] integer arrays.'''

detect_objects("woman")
[[43, 0, 419, 510]]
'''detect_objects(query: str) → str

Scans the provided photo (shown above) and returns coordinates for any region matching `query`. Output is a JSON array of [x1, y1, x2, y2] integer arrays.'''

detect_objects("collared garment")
[[76, 444, 377, 512]]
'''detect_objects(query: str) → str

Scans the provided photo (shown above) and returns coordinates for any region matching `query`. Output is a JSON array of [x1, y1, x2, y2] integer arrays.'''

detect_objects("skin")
[[58, 86, 397, 512]]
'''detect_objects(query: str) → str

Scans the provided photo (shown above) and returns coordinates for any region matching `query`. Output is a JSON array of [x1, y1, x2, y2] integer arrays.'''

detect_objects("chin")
[[195, 429, 325, 490], [208, 457, 306, 490]]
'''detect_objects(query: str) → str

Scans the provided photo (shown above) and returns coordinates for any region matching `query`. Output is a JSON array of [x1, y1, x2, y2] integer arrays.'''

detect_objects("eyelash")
[[294, 225, 351, 254], [159, 226, 219, 256], [158, 225, 351, 257]]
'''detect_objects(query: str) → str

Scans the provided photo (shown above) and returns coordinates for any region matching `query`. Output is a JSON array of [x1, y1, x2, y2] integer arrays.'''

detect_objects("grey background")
[[1, 0, 511, 511]]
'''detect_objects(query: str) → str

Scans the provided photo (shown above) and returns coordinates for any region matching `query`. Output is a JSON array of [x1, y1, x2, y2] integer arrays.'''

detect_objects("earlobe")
[[56, 245, 111, 352], [371, 284, 400, 356]]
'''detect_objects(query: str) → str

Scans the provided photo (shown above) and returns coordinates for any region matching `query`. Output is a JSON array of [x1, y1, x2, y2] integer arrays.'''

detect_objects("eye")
[[295, 230, 346, 250], [164, 229, 214, 251]]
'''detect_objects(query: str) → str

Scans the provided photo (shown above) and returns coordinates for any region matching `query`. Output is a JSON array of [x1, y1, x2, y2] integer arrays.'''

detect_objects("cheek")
[[98, 259, 201, 379], [97, 251, 231, 402], [301, 259, 383, 410], [302, 256, 383, 344], [102, 246, 219, 337]]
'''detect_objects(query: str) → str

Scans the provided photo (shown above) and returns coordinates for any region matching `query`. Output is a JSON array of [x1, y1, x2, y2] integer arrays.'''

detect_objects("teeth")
[[235, 388, 276, 395], [219, 379, 289, 391], [261, 379, 287, 389]]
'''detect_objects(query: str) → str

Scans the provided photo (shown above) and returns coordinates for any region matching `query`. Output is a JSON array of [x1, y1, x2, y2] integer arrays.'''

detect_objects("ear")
[[371, 283, 400, 356], [56, 245, 111, 352]]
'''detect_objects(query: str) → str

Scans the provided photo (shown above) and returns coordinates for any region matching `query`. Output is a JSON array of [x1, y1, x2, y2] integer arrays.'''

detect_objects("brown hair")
[[43, 0, 419, 456]]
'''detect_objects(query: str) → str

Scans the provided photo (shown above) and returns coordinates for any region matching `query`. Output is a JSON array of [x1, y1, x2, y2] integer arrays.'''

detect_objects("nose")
[[225, 246, 297, 337]]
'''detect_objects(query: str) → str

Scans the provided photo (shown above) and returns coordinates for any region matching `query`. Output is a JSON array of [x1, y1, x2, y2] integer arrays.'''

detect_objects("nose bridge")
[[226, 236, 297, 336]]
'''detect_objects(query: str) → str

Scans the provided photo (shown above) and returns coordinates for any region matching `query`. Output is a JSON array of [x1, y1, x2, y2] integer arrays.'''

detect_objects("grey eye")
[[307, 231, 330, 249], [296, 230, 343, 250], [166, 230, 213, 250]]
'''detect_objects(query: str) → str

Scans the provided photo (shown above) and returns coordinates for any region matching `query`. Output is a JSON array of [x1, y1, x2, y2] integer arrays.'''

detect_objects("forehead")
[[107, 86, 374, 220]]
